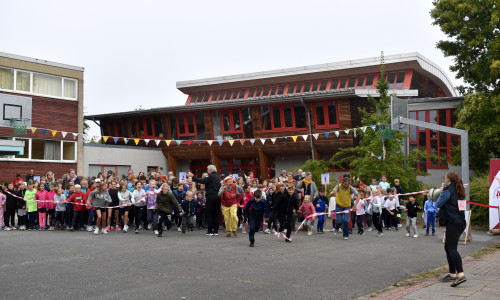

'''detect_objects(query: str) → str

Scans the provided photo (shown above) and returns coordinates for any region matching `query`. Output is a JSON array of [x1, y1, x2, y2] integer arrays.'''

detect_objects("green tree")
[[431, 0, 500, 173]]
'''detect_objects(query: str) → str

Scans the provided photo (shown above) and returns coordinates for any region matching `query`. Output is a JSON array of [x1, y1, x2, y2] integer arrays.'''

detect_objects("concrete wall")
[[417, 165, 464, 187], [83, 144, 168, 177], [274, 155, 309, 176]]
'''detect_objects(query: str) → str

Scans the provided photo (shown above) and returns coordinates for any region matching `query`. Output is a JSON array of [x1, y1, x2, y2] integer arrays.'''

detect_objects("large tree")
[[431, 0, 500, 173]]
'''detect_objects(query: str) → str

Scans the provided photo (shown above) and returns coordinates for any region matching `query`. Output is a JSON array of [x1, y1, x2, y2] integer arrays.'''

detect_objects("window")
[[260, 104, 307, 131], [221, 109, 244, 139], [314, 101, 339, 128], [0, 67, 14, 90], [153, 116, 163, 138], [277, 84, 286, 95], [319, 79, 328, 91], [287, 83, 296, 94], [138, 118, 145, 137], [190, 93, 199, 105], [365, 74, 374, 89], [177, 113, 196, 140], [395, 70, 406, 89], [212, 91, 220, 102], [241, 107, 254, 138], [247, 87, 256, 98], [64, 79, 76, 98], [262, 85, 271, 97], [339, 77, 347, 91], [211, 111, 223, 140], [195, 111, 206, 140], [386, 71, 396, 89], [8, 138, 77, 162], [63, 141, 75, 160], [356, 75, 365, 89], [129, 119, 137, 138], [33, 73, 62, 97], [311, 80, 319, 92], [16, 71, 30, 92], [167, 115, 177, 139], [303, 81, 312, 93], [329, 78, 339, 90], [347, 76, 356, 89], [89, 165, 131, 178]]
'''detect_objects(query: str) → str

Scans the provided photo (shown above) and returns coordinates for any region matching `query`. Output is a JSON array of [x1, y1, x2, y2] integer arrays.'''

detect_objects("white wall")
[[83, 144, 168, 177]]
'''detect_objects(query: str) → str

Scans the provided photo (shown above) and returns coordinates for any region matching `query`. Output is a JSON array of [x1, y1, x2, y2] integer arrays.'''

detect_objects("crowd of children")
[[0, 168, 437, 247]]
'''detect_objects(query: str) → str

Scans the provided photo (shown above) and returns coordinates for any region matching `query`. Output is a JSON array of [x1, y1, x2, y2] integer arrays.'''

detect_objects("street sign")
[[391, 97, 408, 132]]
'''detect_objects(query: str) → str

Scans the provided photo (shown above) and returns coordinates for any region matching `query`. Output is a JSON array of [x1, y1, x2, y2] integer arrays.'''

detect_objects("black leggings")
[[4, 208, 16, 227], [445, 222, 466, 274], [205, 198, 221, 234]]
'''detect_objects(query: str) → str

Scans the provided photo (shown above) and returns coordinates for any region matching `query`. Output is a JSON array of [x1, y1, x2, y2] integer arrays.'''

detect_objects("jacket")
[[406, 201, 421, 218], [46, 191, 56, 210], [36, 190, 48, 209], [424, 200, 438, 214], [180, 199, 198, 217], [243, 198, 269, 217], [219, 184, 243, 207], [192, 173, 221, 200], [156, 191, 182, 214], [273, 193, 299, 216], [436, 182, 466, 226], [6, 189, 17, 209], [67, 192, 87, 211], [296, 180, 319, 199], [145, 189, 158, 209], [299, 202, 316, 220], [16, 189, 26, 210], [87, 190, 112, 208], [131, 189, 146, 207]]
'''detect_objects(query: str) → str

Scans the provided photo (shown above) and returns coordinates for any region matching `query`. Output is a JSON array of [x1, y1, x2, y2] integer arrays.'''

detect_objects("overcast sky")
[[2, 0, 459, 136]]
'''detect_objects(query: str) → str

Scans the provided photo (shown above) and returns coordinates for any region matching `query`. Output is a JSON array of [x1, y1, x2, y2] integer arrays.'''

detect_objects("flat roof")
[[0, 52, 84, 72], [176, 52, 457, 97]]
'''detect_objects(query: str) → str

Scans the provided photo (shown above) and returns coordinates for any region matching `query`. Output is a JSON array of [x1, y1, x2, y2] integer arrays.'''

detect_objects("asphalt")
[[0, 223, 496, 300]]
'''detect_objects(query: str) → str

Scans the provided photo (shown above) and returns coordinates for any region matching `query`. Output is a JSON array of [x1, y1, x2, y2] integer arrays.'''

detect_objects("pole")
[[301, 98, 315, 160]]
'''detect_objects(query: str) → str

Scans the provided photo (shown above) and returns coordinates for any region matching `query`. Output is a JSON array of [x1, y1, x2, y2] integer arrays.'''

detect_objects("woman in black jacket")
[[436, 171, 467, 287]]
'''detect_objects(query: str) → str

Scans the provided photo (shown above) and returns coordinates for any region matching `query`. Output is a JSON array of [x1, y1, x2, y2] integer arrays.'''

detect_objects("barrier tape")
[[466, 201, 499, 209]]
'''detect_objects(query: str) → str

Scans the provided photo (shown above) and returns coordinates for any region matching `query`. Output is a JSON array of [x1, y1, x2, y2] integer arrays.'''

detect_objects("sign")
[[232, 174, 238, 180], [33, 176, 40, 183], [179, 172, 186, 182], [458, 200, 466, 211], [489, 169, 500, 230], [321, 174, 329, 185]]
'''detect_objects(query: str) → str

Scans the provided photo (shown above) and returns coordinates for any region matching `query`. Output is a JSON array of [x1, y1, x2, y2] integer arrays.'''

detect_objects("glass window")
[[439, 149, 448, 167], [211, 111, 223, 140], [16, 71, 30, 92], [239, 89, 247, 99], [284, 106, 293, 127], [129, 119, 137, 138], [319, 79, 328, 91], [312, 80, 319, 92], [247, 87, 256, 98], [439, 131, 447, 147], [365, 74, 374, 89], [138, 119, 145, 136], [287, 83, 296, 94], [187, 115, 195, 133], [0, 67, 14, 90], [438, 110, 447, 126], [33, 73, 62, 97], [242, 107, 254, 138], [212, 91, 220, 102], [63, 142, 76, 160], [277, 84, 286, 95], [146, 118, 153, 136], [339, 78, 347, 91], [356, 75, 365, 89], [395, 71, 406, 88], [222, 111, 231, 131], [293, 103, 306, 128], [410, 125, 417, 141], [296, 82, 304, 93], [330, 78, 339, 90], [117, 119, 123, 137], [153, 116, 163, 137], [347, 76, 356, 89], [386, 72, 396, 89], [122, 119, 129, 137], [316, 103, 325, 126], [167, 115, 177, 139], [118, 166, 131, 177], [260, 106, 271, 131], [256, 87, 263, 97], [178, 115, 185, 134], [195, 111, 205, 140], [224, 90, 232, 100], [201, 92, 209, 103], [430, 140, 438, 167], [32, 140, 60, 160], [429, 110, 437, 138], [272, 107, 281, 128], [263, 85, 271, 97], [303, 81, 312, 93], [15, 138, 29, 159], [64, 79, 76, 98], [233, 110, 241, 130], [191, 94, 199, 104], [270, 85, 278, 96], [327, 102, 337, 125]]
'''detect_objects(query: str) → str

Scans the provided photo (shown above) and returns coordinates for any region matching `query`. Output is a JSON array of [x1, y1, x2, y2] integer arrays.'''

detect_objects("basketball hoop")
[[11, 118, 31, 135]]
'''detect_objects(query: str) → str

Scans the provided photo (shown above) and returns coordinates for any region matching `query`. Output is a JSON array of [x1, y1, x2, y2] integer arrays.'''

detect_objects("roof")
[[0, 52, 84, 72], [176, 52, 457, 97]]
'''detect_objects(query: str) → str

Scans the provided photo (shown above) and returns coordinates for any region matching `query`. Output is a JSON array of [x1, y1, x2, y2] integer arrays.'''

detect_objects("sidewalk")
[[366, 244, 500, 299]]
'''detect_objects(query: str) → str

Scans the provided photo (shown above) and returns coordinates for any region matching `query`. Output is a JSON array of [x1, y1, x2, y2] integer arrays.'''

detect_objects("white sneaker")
[[177, 227, 181, 232], [264, 229, 270, 234], [367, 227, 372, 231], [413, 234, 418, 238], [94, 228, 99, 235], [398, 224, 403, 228], [102, 229, 108, 234], [307, 231, 312, 236], [148, 224, 152, 230], [154, 230, 159, 235], [344, 237, 349, 240], [87, 226, 93, 232], [124, 225, 128, 232], [4, 227, 11, 231], [405, 233, 410, 237]]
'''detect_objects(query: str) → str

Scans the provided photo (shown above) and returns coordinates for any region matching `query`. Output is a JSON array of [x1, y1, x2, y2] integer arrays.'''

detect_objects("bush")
[[469, 174, 490, 226]]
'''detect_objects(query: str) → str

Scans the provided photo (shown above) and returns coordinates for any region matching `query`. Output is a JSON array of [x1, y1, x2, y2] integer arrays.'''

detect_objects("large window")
[[314, 100, 339, 129], [89, 165, 131, 178], [0, 137, 78, 162], [218, 108, 253, 140], [0, 66, 77, 100], [177, 113, 197, 140], [260, 103, 307, 132]]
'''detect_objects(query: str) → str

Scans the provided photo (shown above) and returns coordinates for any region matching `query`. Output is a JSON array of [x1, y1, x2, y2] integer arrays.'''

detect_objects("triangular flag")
[[377, 156, 382, 160], [217, 140, 224, 146], [361, 126, 367, 133], [207, 140, 213, 146], [186, 140, 192, 146], [250, 139, 256, 145], [31, 127, 37, 134], [292, 136, 298, 142], [93, 136, 100, 143], [61, 131, 68, 138], [103, 136, 109, 143], [134, 139, 140, 145], [353, 128, 357, 138], [41, 129, 47, 135], [260, 138, 266, 145], [165, 140, 172, 146], [370, 125, 377, 131], [51, 130, 58, 137], [176, 140, 182, 146], [313, 133, 319, 140], [334, 131, 339, 137], [155, 140, 160, 146], [72, 133, 78, 139], [271, 138, 276, 144], [345, 129, 351, 135], [197, 141, 202, 146], [281, 137, 287, 142], [239, 139, 245, 145], [144, 139, 150, 145], [228, 140, 235, 146], [113, 137, 119, 144], [324, 132, 330, 139], [302, 135, 308, 141], [124, 138, 129, 144]]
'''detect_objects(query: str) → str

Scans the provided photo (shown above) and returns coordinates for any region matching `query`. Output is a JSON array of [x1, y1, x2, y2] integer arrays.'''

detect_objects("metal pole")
[[301, 98, 315, 160]]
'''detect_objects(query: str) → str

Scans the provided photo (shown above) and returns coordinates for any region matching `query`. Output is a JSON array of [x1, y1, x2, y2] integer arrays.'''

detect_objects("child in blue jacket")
[[424, 197, 438, 236], [313, 188, 329, 233], [180, 191, 198, 234], [243, 190, 269, 247]]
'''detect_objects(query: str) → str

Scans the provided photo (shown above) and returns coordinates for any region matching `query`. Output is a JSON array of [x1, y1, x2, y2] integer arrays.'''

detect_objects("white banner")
[[489, 170, 500, 230]]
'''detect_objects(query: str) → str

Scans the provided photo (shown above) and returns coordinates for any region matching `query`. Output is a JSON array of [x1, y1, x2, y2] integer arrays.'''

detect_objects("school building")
[[84, 52, 463, 185], [0, 52, 84, 182]]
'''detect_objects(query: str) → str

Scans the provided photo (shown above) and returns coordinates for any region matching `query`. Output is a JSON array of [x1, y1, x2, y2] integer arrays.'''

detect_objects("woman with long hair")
[[436, 171, 467, 287]]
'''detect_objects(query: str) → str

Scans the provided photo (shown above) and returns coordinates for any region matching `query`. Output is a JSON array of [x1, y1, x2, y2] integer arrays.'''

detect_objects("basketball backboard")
[[0, 93, 32, 128], [391, 97, 408, 132]]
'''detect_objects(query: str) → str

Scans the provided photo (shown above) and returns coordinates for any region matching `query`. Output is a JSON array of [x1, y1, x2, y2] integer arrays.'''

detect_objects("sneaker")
[[450, 276, 467, 287], [116, 226, 121, 231], [87, 226, 93, 232], [148, 224, 152, 230], [105, 226, 110, 231], [214, 233, 219, 236], [338, 228, 342, 233], [344, 237, 349, 240], [239, 224, 243, 229], [405, 233, 410, 237], [154, 230, 159, 235], [333, 230, 337, 235], [135, 229, 139, 234], [413, 234, 418, 238], [226, 233, 231, 237], [206, 233, 213, 236], [379, 232, 384, 237], [177, 227, 181, 232], [102, 229, 108, 234], [318, 230, 324, 234], [264, 229, 270, 234], [285, 239, 291, 243], [425, 232, 429, 236], [395, 228, 399, 231], [94, 228, 99, 235], [158, 232, 162, 237], [110, 226, 114, 230], [367, 227, 372, 231], [233, 231, 237, 236], [4, 227, 11, 231], [307, 231, 312, 236], [249, 242, 254, 247], [69, 227, 74, 231], [398, 224, 403, 228], [440, 274, 457, 282], [432, 232, 435, 236], [360, 232, 365, 235]]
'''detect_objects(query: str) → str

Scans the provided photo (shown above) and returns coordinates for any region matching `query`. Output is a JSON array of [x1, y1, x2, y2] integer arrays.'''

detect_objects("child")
[[243, 189, 269, 247], [313, 187, 328, 233], [145, 180, 159, 234], [273, 185, 299, 242], [118, 183, 133, 232], [298, 195, 316, 236], [384, 193, 399, 231], [36, 183, 47, 230], [0, 189, 5, 230], [107, 181, 120, 231], [405, 195, 421, 238], [371, 190, 384, 237], [379, 175, 390, 191], [264, 186, 277, 234], [4, 183, 18, 230], [46, 184, 57, 231], [131, 181, 146, 234], [16, 182, 27, 230], [172, 183, 186, 232], [25, 183, 38, 230], [354, 192, 366, 235], [66, 185, 87, 231], [195, 191, 206, 229], [424, 195, 438, 236], [156, 184, 182, 237], [53, 187, 66, 229], [180, 191, 198, 234], [87, 182, 112, 235], [422, 190, 429, 229], [86, 180, 96, 232], [329, 193, 336, 233], [369, 178, 379, 191], [240, 183, 253, 233], [64, 185, 75, 230]]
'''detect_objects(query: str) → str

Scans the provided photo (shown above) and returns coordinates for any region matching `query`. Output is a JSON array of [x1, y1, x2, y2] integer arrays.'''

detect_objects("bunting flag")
[[377, 156, 382, 160], [228, 140, 235, 146], [176, 140, 182, 146], [31, 127, 37, 134], [155, 140, 161, 146], [61, 131, 68, 138], [93, 136, 100, 143], [260, 138, 266, 145], [165, 140, 172, 146], [361, 126, 367, 133], [217, 140, 224, 146], [353, 128, 357, 138], [292, 136, 298, 142], [302, 134, 308, 141], [186, 140, 192, 146], [124, 138, 129, 144], [103, 136, 109, 143], [144, 139, 150, 145], [271, 138, 276, 144], [370, 125, 377, 131], [250, 139, 256, 145], [324, 132, 330, 139], [113, 137, 119, 144], [197, 141, 202, 146], [134, 139, 140, 145], [344, 129, 350, 135], [313, 133, 319, 140], [72, 133, 78, 139], [51, 130, 58, 137], [239, 139, 245, 145], [334, 131, 339, 137], [207, 140, 213, 146], [41, 129, 47, 135], [281, 137, 287, 142]]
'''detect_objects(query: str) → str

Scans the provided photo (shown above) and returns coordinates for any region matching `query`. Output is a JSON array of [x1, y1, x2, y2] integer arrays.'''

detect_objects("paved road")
[[0, 225, 495, 300]]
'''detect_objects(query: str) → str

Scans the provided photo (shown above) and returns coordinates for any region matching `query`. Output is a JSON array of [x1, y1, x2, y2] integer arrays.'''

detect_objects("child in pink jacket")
[[36, 183, 48, 230], [0, 190, 6, 229], [299, 195, 316, 236], [45, 184, 57, 231]]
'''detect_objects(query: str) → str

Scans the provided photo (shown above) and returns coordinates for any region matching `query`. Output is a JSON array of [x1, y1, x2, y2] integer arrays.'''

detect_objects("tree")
[[431, 0, 500, 173]]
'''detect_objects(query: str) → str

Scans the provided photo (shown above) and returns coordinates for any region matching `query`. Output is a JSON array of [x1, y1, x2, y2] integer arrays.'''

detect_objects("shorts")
[[119, 207, 130, 214], [96, 207, 107, 213]]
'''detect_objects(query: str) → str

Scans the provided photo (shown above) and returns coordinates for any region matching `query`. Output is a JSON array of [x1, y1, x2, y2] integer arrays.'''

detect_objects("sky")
[[1, 0, 460, 136]]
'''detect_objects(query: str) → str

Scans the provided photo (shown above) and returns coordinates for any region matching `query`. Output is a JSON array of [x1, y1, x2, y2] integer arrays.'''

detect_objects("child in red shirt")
[[299, 195, 316, 236], [66, 184, 87, 231]]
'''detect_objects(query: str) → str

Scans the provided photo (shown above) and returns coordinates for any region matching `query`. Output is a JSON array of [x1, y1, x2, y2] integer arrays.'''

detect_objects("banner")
[[321, 174, 329, 185], [489, 169, 500, 230]]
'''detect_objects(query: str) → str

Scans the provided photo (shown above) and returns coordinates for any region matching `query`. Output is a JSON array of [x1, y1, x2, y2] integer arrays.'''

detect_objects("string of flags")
[[26, 124, 380, 147]]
